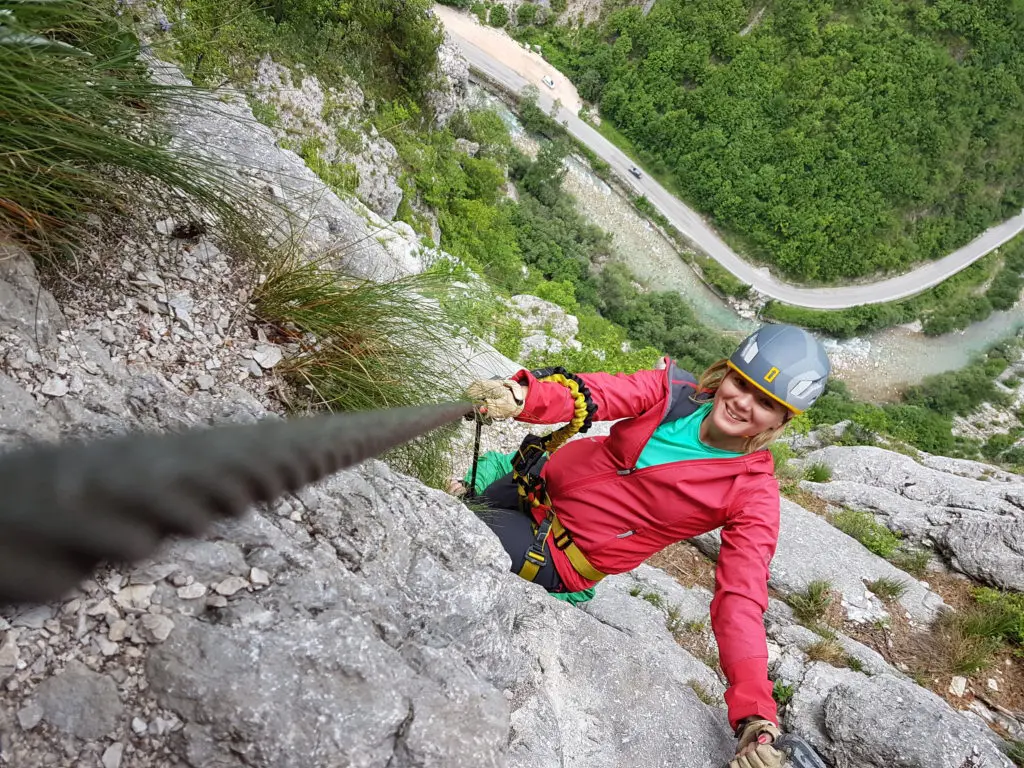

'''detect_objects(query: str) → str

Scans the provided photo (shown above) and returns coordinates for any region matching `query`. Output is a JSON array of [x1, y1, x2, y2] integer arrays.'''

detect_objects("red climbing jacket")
[[510, 361, 780, 730]]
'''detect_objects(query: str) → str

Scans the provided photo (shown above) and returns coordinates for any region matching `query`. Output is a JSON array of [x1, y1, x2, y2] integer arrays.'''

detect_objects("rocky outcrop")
[[510, 294, 582, 360], [428, 35, 470, 127], [800, 445, 1024, 590], [692, 498, 946, 625], [150, 59, 419, 278], [784, 665, 1013, 768], [0, 230, 736, 768], [250, 56, 406, 221]]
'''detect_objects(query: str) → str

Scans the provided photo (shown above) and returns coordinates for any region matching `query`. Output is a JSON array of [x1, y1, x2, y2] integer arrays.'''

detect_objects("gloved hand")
[[465, 379, 526, 422], [447, 478, 468, 498], [729, 719, 785, 768]]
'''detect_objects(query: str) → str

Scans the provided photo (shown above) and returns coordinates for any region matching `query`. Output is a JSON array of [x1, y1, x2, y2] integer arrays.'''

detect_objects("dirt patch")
[[781, 487, 830, 516], [842, 569, 1024, 724], [648, 541, 717, 591]]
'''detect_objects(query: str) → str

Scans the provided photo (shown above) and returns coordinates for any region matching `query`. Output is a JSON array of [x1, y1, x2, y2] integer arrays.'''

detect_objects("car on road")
[[629, 166, 642, 179], [542, 75, 555, 89]]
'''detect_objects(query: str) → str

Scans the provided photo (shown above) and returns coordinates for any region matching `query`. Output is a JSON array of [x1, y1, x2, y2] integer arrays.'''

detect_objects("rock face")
[[785, 665, 1013, 768], [801, 445, 1024, 590], [0, 240, 736, 768], [152, 59, 420, 280], [144, 471, 518, 768]]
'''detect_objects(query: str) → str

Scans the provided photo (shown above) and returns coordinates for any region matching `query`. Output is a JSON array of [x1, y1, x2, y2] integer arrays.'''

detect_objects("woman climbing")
[[462, 324, 831, 768]]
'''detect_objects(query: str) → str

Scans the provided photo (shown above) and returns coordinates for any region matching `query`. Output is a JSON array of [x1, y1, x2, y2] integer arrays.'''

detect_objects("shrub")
[[772, 680, 795, 707], [170, 0, 443, 98], [831, 509, 902, 558], [516, 2, 538, 25], [488, 4, 509, 27], [298, 138, 359, 196]]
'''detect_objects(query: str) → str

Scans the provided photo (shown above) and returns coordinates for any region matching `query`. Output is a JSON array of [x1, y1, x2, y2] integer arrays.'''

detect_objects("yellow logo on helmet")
[[764, 367, 780, 383]]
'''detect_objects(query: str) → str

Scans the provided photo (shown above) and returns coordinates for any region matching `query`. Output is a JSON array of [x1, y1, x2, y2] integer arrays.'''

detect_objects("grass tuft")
[[845, 655, 865, 673], [804, 461, 833, 483], [665, 604, 684, 637], [805, 638, 847, 666], [252, 249, 465, 488], [831, 509, 902, 558], [974, 587, 1024, 646], [787, 580, 834, 626], [916, 604, 1016, 676], [1005, 740, 1024, 767], [0, 0, 246, 251], [641, 591, 665, 610], [867, 577, 909, 602], [687, 680, 719, 707], [889, 547, 931, 578]]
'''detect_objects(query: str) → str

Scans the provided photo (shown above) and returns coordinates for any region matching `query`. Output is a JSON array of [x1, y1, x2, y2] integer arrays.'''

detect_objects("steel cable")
[[0, 402, 472, 604]]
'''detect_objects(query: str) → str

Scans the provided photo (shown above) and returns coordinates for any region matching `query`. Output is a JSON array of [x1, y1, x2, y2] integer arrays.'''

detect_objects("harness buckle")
[[552, 527, 573, 550]]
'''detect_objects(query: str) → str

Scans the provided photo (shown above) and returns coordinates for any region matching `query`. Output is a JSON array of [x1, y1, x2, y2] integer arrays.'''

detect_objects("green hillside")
[[527, 0, 1024, 281]]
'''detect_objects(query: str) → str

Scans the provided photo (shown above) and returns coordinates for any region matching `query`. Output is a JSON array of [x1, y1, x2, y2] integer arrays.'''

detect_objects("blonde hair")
[[692, 359, 792, 454]]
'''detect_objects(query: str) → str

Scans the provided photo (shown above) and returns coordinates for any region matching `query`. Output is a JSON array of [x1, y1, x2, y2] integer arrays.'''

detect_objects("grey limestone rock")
[[428, 35, 470, 127], [692, 497, 945, 624], [0, 242, 64, 348], [31, 660, 123, 740], [821, 673, 1014, 768], [801, 445, 1024, 590]]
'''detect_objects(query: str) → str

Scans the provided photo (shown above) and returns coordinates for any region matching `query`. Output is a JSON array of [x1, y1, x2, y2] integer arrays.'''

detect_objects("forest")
[[518, 0, 1024, 281]]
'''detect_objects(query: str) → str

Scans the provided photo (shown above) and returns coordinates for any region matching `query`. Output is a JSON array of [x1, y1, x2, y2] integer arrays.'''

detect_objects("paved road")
[[441, 12, 1024, 310]]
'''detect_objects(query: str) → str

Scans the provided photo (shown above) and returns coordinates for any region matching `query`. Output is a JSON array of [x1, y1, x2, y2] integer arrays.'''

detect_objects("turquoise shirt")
[[635, 402, 742, 469]]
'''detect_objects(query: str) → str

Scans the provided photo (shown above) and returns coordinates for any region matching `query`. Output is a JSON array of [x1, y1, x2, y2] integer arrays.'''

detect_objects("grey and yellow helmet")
[[727, 324, 830, 414]]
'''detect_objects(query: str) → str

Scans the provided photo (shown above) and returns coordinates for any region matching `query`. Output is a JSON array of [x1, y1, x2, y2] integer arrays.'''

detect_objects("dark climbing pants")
[[477, 458, 565, 593]]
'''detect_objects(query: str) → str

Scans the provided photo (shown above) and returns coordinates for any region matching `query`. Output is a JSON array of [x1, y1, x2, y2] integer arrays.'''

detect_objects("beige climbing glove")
[[465, 379, 526, 422], [729, 719, 785, 768]]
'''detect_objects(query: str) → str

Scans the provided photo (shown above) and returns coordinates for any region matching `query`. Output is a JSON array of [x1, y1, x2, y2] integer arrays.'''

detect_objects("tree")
[[488, 4, 509, 27], [520, 140, 568, 206], [548, 0, 1024, 281], [577, 69, 604, 103], [516, 2, 537, 25]]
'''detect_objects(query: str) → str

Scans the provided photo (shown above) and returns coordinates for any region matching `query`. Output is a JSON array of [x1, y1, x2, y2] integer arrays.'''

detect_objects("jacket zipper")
[[619, 362, 684, 473]]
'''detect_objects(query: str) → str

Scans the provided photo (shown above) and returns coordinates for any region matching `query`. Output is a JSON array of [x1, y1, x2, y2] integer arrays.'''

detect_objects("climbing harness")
[[504, 368, 605, 584]]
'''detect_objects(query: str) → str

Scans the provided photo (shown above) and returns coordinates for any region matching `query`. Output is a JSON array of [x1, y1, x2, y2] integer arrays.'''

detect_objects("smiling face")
[[703, 370, 790, 451]]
